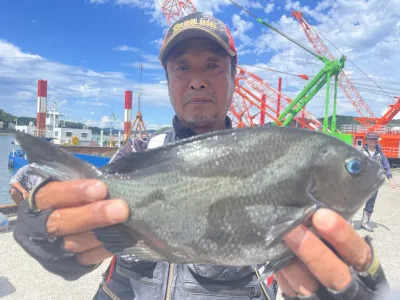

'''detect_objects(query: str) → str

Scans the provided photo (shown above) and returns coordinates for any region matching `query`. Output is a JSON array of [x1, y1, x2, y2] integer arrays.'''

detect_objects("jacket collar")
[[363, 144, 381, 154], [172, 115, 233, 140]]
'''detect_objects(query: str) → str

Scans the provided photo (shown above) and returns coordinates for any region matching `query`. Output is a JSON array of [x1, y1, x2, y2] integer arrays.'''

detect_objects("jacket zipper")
[[102, 283, 119, 300], [164, 263, 175, 300]]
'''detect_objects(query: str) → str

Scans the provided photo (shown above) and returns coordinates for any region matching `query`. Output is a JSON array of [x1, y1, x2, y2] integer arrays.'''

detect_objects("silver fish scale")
[[104, 130, 326, 265]]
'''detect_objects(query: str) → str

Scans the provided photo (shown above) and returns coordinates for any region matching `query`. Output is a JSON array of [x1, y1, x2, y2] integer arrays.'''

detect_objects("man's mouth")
[[188, 97, 214, 104]]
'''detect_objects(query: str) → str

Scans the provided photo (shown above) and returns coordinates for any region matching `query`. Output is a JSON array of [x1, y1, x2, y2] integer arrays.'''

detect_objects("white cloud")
[[142, 54, 159, 63], [151, 38, 164, 48], [89, 0, 109, 3], [125, 53, 163, 70], [126, 61, 163, 70], [0, 39, 170, 122], [144, 122, 171, 130], [231, 14, 254, 45], [113, 45, 139, 52], [264, 2, 275, 14], [101, 115, 112, 124], [0, 39, 43, 61]]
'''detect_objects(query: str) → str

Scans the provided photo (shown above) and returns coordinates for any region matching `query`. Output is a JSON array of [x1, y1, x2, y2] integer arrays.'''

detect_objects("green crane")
[[228, 0, 353, 145]]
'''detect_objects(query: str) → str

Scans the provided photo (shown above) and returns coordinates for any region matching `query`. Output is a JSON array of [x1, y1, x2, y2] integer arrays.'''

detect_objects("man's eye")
[[176, 65, 189, 71], [207, 63, 219, 69]]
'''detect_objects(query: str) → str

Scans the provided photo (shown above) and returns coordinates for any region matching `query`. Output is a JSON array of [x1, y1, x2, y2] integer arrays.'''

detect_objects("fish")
[[13, 126, 385, 272]]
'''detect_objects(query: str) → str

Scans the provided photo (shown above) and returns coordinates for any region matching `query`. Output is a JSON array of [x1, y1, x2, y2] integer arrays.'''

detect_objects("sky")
[[0, 0, 399, 130]]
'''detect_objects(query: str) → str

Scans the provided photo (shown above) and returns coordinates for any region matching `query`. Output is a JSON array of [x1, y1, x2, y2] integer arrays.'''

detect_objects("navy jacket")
[[362, 144, 392, 179]]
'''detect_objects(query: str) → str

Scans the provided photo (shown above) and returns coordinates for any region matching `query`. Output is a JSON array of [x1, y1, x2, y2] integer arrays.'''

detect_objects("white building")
[[15, 101, 94, 146], [15, 122, 36, 135], [51, 127, 92, 146]]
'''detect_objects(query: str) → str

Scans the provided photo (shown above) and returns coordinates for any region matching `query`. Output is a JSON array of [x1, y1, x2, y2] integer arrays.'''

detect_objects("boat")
[[8, 99, 121, 172]]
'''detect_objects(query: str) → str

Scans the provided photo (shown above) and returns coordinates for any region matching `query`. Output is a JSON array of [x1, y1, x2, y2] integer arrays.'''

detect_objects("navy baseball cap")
[[366, 132, 379, 140], [159, 12, 237, 68]]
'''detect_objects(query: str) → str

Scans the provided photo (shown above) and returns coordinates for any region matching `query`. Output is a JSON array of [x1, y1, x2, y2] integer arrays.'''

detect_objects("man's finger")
[[313, 208, 372, 272], [281, 258, 318, 296], [77, 246, 113, 266], [275, 272, 297, 298], [46, 199, 129, 236], [283, 224, 352, 291], [35, 179, 108, 210], [63, 231, 103, 253]]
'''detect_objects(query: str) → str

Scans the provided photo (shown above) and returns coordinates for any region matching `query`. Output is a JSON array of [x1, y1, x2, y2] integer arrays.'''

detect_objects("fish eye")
[[345, 157, 363, 175]]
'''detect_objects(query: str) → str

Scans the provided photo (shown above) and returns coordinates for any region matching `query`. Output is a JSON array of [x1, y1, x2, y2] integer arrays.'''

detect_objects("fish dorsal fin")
[[101, 147, 169, 174], [14, 130, 102, 180], [101, 127, 247, 175]]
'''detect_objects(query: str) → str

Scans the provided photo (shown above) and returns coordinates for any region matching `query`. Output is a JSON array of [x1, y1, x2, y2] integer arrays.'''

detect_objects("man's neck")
[[192, 120, 227, 135], [368, 146, 376, 152], [173, 115, 231, 139]]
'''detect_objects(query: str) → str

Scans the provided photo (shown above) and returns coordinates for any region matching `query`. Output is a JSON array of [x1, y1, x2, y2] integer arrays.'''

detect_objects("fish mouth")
[[306, 178, 327, 209]]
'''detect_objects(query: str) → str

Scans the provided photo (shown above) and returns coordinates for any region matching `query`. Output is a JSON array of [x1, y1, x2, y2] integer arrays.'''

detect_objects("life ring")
[[71, 136, 79, 146]]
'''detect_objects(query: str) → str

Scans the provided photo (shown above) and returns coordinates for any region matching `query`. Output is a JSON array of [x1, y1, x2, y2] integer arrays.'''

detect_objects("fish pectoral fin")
[[92, 223, 140, 254], [93, 222, 188, 263], [264, 204, 317, 247], [92, 223, 165, 261], [14, 130, 101, 180], [119, 242, 167, 262]]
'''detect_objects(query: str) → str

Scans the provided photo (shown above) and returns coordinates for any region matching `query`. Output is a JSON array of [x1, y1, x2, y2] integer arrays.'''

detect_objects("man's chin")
[[182, 116, 216, 128]]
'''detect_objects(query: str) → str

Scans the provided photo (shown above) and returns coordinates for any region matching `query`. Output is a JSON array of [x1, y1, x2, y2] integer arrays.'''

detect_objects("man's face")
[[165, 38, 235, 130], [367, 138, 378, 148]]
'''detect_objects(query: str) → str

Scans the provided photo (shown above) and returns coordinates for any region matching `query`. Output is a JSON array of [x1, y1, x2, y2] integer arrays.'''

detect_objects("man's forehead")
[[167, 38, 229, 60]]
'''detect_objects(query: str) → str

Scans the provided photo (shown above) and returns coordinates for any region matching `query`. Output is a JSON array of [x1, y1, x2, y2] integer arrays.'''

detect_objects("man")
[[360, 132, 396, 232], [13, 12, 389, 300], [9, 164, 43, 205]]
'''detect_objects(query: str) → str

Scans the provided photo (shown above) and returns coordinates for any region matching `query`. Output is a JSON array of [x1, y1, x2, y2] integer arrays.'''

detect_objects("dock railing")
[[341, 124, 400, 134]]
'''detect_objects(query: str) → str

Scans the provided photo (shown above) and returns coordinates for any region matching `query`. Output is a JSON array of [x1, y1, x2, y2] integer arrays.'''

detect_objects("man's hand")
[[389, 180, 396, 189], [10, 182, 29, 205], [33, 179, 130, 266], [276, 208, 385, 299]]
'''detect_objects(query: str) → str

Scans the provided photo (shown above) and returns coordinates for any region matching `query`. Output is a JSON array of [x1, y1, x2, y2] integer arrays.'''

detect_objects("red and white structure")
[[124, 90, 133, 140], [36, 80, 47, 137]]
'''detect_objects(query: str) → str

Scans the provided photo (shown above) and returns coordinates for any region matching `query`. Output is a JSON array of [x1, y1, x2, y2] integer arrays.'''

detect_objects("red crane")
[[160, 1, 322, 130], [364, 97, 400, 131], [292, 11, 400, 129]]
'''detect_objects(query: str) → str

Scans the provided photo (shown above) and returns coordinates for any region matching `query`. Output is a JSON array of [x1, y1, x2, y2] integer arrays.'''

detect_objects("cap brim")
[[159, 28, 236, 65]]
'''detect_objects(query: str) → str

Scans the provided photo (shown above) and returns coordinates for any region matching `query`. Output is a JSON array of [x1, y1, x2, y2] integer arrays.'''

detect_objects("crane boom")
[[160, 0, 196, 24], [236, 66, 322, 130], [291, 11, 377, 128]]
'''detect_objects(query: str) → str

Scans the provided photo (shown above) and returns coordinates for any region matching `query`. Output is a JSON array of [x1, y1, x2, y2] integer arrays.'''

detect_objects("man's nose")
[[189, 77, 209, 90]]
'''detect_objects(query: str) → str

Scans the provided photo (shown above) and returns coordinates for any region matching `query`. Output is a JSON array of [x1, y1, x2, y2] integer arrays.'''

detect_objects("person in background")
[[360, 132, 396, 232], [9, 164, 43, 205]]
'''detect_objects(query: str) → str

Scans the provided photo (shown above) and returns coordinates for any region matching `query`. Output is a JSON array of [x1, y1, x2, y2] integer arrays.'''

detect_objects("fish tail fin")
[[14, 130, 102, 181]]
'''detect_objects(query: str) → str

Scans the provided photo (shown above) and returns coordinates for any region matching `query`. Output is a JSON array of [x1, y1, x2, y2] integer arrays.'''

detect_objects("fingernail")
[[284, 225, 306, 246], [106, 200, 129, 223], [86, 181, 107, 201], [314, 208, 336, 229]]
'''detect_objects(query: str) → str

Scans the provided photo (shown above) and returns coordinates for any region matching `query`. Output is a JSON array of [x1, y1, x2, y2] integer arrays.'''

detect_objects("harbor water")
[[0, 135, 16, 204]]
